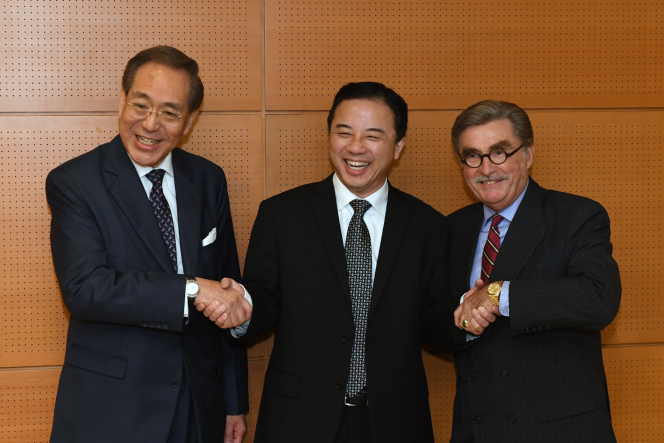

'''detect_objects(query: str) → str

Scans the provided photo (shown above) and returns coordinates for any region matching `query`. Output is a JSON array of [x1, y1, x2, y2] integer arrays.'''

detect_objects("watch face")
[[186, 282, 198, 296], [487, 282, 501, 294]]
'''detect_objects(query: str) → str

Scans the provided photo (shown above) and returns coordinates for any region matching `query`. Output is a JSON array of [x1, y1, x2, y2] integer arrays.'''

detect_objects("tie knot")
[[146, 169, 166, 186], [490, 214, 504, 227], [350, 199, 372, 217]]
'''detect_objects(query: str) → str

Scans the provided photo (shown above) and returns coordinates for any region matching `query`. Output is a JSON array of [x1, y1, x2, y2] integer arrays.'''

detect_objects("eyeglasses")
[[125, 102, 183, 127], [461, 144, 524, 168]]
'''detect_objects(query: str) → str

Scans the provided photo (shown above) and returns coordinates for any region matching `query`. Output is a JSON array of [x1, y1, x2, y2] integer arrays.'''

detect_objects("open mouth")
[[346, 160, 370, 171], [137, 135, 160, 146]]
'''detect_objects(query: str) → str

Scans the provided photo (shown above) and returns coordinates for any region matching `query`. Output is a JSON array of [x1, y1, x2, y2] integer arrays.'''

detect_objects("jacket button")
[[335, 381, 345, 390], [341, 334, 350, 342], [473, 416, 481, 425], [171, 379, 180, 388], [155, 323, 162, 329], [508, 415, 517, 423], [538, 326, 545, 332], [142, 323, 149, 328], [468, 373, 476, 381], [501, 369, 509, 378], [149, 323, 155, 328], [525, 327, 532, 333], [163, 323, 169, 330]]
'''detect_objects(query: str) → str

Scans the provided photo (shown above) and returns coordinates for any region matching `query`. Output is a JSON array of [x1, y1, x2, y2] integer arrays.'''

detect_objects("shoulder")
[[46, 138, 115, 186], [540, 187, 608, 221], [447, 202, 483, 226], [261, 181, 320, 210], [389, 185, 446, 223]]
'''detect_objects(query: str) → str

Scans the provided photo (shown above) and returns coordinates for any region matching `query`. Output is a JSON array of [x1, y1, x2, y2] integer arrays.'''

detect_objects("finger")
[[209, 305, 227, 322], [476, 306, 497, 323], [454, 306, 463, 329], [224, 424, 233, 443], [220, 277, 233, 289], [215, 313, 229, 328], [471, 309, 490, 328], [470, 318, 484, 335], [203, 301, 222, 318], [195, 301, 207, 312], [492, 305, 501, 315]]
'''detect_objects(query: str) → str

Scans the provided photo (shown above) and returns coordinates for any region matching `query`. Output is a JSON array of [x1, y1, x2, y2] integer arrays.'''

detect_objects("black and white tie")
[[345, 199, 373, 398], [146, 169, 178, 272]]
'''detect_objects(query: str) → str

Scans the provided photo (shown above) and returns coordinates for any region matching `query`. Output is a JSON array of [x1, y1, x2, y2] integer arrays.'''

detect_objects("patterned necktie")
[[481, 214, 504, 285], [146, 169, 178, 272], [345, 199, 373, 398]]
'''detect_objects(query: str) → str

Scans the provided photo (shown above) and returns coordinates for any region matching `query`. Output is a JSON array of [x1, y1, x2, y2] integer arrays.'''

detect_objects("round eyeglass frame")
[[461, 144, 524, 168]]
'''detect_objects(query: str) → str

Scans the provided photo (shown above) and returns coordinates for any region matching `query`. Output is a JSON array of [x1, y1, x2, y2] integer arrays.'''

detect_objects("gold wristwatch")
[[486, 281, 504, 307]]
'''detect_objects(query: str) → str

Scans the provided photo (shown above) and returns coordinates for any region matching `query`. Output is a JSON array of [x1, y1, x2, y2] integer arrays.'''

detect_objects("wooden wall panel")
[[2, 0, 262, 112], [604, 346, 664, 442], [0, 114, 263, 368], [265, 110, 663, 345], [0, 368, 60, 443], [265, 0, 663, 110]]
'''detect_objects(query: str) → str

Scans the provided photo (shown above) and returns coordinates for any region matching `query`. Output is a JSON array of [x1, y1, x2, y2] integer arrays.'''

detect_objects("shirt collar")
[[332, 173, 389, 217], [128, 152, 174, 178], [482, 179, 529, 226]]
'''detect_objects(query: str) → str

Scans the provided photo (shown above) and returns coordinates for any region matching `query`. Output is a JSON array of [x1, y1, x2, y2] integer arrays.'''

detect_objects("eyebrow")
[[461, 140, 513, 156], [130, 90, 183, 111], [334, 123, 387, 135]]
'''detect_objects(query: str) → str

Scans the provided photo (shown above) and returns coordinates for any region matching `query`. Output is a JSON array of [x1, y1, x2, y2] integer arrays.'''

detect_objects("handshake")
[[192, 277, 253, 329]]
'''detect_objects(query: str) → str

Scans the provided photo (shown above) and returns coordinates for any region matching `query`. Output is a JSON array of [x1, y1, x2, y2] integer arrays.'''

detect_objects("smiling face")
[[328, 99, 405, 198], [459, 118, 534, 212], [118, 62, 199, 168]]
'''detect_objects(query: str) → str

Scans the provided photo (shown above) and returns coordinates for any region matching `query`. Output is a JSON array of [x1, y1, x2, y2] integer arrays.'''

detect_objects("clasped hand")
[[453, 279, 501, 335], [194, 278, 252, 329]]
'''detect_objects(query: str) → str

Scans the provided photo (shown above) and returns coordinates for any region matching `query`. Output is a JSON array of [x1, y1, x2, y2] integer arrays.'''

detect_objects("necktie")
[[345, 199, 373, 398], [481, 214, 504, 285], [146, 169, 178, 272]]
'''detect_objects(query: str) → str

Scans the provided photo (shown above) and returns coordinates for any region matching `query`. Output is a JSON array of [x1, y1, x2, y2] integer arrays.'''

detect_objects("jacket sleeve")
[[509, 200, 621, 336], [46, 166, 187, 331], [238, 200, 284, 341]]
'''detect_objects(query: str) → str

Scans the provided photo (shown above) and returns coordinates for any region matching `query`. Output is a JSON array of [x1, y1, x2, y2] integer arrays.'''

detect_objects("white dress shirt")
[[129, 152, 189, 316], [232, 174, 390, 337]]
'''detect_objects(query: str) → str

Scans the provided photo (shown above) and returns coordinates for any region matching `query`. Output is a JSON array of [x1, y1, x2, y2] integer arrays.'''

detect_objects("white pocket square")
[[202, 228, 217, 246]]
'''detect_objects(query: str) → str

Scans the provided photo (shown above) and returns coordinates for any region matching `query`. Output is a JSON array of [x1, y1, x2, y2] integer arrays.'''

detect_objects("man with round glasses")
[[446, 100, 621, 442], [46, 46, 249, 443]]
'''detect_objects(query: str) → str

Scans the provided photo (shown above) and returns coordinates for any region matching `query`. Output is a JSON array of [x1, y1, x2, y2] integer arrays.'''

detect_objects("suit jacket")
[[448, 179, 621, 443], [239, 175, 461, 443], [46, 135, 248, 443]]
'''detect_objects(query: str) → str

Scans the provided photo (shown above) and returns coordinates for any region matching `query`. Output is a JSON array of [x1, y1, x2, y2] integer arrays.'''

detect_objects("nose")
[[141, 110, 161, 132], [479, 155, 495, 176], [347, 135, 366, 154]]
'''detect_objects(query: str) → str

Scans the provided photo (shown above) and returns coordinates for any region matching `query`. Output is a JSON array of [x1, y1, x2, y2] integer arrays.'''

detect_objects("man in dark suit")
[[198, 82, 486, 443], [447, 100, 621, 443], [46, 46, 250, 443]]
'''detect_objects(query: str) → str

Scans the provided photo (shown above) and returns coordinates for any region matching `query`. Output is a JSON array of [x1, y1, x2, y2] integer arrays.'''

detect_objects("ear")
[[118, 93, 127, 118], [525, 144, 535, 169], [183, 109, 200, 135], [394, 137, 406, 160]]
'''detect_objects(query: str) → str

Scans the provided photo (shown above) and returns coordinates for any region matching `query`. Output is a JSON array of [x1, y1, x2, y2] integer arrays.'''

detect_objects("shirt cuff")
[[499, 281, 510, 317], [230, 284, 253, 338]]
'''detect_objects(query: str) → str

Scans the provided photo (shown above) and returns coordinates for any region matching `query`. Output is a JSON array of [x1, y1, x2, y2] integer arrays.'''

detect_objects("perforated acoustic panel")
[[2, 0, 262, 112], [0, 368, 60, 443], [604, 346, 664, 442], [265, 0, 663, 110], [265, 110, 663, 346], [0, 114, 262, 368]]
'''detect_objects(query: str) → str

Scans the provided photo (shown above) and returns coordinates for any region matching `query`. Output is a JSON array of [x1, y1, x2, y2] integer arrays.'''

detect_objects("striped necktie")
[[481, 214, 504, 285]]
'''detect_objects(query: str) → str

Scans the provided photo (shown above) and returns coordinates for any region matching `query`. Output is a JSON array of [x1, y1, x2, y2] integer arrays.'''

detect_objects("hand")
[[454, 279, 501, 335], [194, 278, 252, 328], [224, 414, 247, 443]]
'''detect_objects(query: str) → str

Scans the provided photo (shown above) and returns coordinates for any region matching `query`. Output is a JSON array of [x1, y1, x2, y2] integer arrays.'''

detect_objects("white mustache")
[[474, 174, 509, 184]]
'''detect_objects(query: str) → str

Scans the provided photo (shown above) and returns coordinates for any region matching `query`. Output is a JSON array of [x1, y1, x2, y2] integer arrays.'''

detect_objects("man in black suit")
[[199, 82, 487, 443], [448, 100, 621, 442], [46, 46, 250, 443]]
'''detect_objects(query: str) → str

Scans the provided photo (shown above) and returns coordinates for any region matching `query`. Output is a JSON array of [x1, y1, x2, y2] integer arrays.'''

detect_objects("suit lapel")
[[103, 136, 174, 273], [490, 179, 549, 282], [172, 149, 201, 275], [313, 176, 351, 303], [368, 184, 411, 322]]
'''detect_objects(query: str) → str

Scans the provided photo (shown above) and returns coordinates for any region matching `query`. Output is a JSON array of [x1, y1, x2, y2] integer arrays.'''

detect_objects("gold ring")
[[462, 320, 469, 328]]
